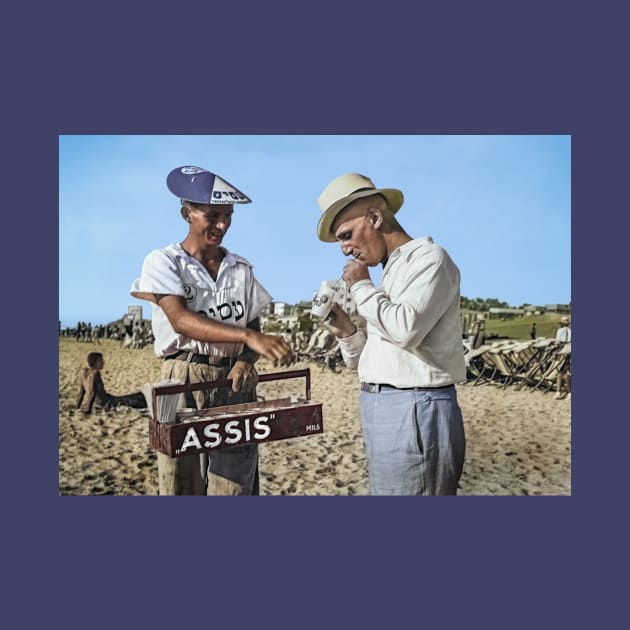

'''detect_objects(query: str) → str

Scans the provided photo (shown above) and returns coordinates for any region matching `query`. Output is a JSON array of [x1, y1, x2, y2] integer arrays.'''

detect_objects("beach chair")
[[532, 343, 571, 394], [463, 344, 491, 381], [514, 341, 559, 391], [504, 341, 536, 371], [470, 344, 504, 386], [496, 341, 541, 388], [484, 345, 522, 388], [298, 328, 327, 361]]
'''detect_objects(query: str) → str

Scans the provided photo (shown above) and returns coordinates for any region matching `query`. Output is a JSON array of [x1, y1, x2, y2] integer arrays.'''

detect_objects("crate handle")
[[150, 368, 311, 421]]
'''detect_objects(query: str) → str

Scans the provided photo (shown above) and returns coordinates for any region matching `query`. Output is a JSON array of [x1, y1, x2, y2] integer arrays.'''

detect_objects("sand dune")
[[59, 338, 570, 496]]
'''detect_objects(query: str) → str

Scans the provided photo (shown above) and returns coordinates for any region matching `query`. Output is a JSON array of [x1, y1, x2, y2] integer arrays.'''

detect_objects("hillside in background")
[[481, 314, 568, 341]]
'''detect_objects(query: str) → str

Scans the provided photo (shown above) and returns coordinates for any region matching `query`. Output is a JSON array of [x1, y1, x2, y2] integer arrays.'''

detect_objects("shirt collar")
[[176, 242, 238, 267], [384, 237, 433, 271]]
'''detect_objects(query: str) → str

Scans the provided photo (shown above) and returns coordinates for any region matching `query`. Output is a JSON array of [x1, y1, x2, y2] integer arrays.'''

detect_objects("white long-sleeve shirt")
[[555, 326, 571, 342], [338, 237, 466, 387]]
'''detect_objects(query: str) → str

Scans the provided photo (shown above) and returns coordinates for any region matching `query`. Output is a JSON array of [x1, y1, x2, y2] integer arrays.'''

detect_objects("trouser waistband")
[[164, 350, 235, 367], [360, 382, 454, 394]]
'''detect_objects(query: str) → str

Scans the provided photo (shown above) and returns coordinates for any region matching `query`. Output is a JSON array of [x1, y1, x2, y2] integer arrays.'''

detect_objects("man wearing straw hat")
[[554, 316, 571, 399], [131, 166, 293, 496], [315, 173, 466, 495], [555, 316, 571, 343]]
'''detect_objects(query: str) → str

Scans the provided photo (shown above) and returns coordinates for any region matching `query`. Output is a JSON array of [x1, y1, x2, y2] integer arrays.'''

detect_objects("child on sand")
[[77, 352, 147, 414]]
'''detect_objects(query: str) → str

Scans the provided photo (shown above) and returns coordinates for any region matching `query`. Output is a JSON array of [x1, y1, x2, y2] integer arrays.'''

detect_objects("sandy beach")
[[59, 338, 571, 496]]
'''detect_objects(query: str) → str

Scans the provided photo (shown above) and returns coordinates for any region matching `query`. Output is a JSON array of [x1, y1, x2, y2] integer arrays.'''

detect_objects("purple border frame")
[[5, 1, 623, 628]]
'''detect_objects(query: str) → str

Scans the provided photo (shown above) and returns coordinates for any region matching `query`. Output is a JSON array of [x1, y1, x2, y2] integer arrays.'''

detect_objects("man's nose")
[[341, 244, 352, 256]]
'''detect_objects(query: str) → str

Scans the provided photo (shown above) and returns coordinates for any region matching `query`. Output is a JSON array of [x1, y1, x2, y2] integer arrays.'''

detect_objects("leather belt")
[[165, 350, 235, 367], [360, 382, 454, 393]]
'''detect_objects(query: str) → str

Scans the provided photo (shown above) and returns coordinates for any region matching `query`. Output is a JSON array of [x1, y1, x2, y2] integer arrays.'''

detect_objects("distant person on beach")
[[131, 320, 143, 348], [555, 316, 571, 343], [120, 316, 133, 348], [281, 327, 294, 346], [554, 343, 571, 400], [77, 352, 147, 414], [131, 165, 293, 496], [315, 173, 466, 495], [530, 322, 537, 340], [554, 316, 571, 400], [90, 324, 102, 345]]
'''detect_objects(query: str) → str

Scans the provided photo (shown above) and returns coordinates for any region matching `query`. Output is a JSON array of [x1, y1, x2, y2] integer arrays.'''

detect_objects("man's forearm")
[[236, 318, 263, 364], [172, 308, 250, 345]]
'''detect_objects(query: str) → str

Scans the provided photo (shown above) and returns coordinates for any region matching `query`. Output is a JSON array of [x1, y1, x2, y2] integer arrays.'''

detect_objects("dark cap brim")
[[167, 166, 252, 204]]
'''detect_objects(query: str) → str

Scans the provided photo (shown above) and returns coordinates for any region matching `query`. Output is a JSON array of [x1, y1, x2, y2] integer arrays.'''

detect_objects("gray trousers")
[[157, 359, 259, 496], [359, 385, 465, 495]]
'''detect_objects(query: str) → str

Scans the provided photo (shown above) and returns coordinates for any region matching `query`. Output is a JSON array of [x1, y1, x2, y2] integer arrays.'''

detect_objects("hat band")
[[351, 187, 376, 194]]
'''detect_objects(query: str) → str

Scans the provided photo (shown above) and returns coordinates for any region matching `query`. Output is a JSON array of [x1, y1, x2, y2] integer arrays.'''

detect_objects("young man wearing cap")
[[316, 173, 466, 495], [131, 166, 293, 496]]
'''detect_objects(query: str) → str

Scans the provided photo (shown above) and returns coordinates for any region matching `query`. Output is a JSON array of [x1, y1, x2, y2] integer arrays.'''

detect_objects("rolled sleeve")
[[246, 276, 273, 324], [130, 250, 185, 299]]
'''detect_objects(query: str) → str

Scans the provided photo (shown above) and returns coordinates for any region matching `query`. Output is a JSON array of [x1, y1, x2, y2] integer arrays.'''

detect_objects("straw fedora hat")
[[316, 173, 404, 242]]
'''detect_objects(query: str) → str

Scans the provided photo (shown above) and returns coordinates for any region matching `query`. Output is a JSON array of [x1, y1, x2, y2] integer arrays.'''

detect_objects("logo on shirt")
[[183, 284, 197, 301], [198, 300, 245, 322]]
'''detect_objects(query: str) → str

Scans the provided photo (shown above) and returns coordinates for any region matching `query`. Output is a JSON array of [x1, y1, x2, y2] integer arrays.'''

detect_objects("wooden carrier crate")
[[148, 368, 323, 457]]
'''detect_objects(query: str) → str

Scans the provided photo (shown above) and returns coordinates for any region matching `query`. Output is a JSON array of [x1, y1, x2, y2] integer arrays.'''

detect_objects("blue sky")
[[59, 135, 570, 327]]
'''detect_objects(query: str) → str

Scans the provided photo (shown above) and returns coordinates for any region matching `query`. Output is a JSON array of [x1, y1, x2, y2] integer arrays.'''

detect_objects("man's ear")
[[367, 207, 384, 230], [180, 206, 190, 222]]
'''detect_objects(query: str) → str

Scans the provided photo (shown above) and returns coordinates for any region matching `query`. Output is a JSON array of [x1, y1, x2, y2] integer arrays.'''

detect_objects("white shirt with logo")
[[130, 243, 272, 358]]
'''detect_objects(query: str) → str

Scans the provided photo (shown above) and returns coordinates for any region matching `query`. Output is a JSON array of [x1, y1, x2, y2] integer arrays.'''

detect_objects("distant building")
[[128, 305, 143, 321], [488, 307, 524, 319], [523, 305, 544, 316], [545, 304, 571, 314], [273, 302, 289, 316]]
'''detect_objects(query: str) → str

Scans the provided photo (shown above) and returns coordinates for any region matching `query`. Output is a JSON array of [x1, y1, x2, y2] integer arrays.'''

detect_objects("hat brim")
[[317, 188, 404, 242]]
